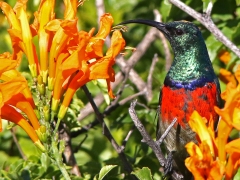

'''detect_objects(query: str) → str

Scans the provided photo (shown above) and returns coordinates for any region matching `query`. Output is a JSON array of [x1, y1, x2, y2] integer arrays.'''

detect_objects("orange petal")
[[235, 64, 240, 84], [225, 152, 240, 180], [94, 13, 113, 39], [1, 104, 39, 143], [0, 77, 27, 106], [232, 107, 240, 130], [64, 0, 78, 20], [189, 111, 214, 155], [86, 13, 114, 58], [218, 50, 231, 64], [0, 1, 21, 31], [16, 5, 36, 66], [185, 141, 203, 157], [53, 51, 80, 101], [61, 19, 78, 36], [6, 93, 40, 131], [0, 59, 18, 75], [216, 117, 232, 162], [219, 68, 236, 86], [62, 69, 89, 108], [36, 0, 55, 72], [225, 138, 240, 154], [185, 141, 219, 180]]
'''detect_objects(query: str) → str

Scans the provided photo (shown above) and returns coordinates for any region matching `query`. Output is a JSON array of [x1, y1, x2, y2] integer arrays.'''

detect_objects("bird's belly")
[[159, 82, 219, 152], [160, 82, 219, 126]]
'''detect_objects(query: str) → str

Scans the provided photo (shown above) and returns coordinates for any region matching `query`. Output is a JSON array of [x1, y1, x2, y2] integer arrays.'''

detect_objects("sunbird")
[[119, 19, 221, 179]]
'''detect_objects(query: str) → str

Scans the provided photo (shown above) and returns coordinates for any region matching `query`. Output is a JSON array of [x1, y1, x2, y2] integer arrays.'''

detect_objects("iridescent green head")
[[119, 19, 204, 56], [119, 19, 217, 86]]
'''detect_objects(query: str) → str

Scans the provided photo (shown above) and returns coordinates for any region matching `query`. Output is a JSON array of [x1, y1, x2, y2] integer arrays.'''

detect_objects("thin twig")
[[205, 1, 213, 16], [95, 0, 111, 47], [118, 91, 146, 106], [72, 91, 145, 138], [71, 120, 99, 137], [121, 126, 135, 149], [116, 58, 146, 92], [59, 124, 81, 177], [121, 28, 159, 69], [81, 85, 137, 179], [146, 54, 159, 102], [78, 18, 160, 121], [168, 0, 240, 58], [153, 9, 172, 71], [128, 100, 182, 180], [156, 118, 177, 146], [74, 134, 88, 153], [77, 72, 124, 121], [104, 91, 146, 116], [11, 128, 27, 160]]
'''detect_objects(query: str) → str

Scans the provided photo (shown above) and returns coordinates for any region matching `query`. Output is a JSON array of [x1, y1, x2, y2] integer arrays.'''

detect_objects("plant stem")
[[52, 139, 71, 180], [54, 118, 61, 134]]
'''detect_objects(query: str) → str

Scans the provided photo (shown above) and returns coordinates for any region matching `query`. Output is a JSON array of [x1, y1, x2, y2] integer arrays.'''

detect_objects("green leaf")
[[236, 0, 240, 6], [205, 35, 222, 61], [160, 0, 172, 22], [41, 153, 50, 171], [234, 168, 240, 180], [94, 79, 111, 105], [98, 165, 117, 180], [131, 167, 153, 180], [202, 0, 216, 13]]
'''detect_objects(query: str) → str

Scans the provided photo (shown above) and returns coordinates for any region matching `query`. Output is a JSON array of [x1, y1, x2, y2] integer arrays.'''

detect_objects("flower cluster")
[[0, 0, 125, 150], [185, 65, 240, 180]]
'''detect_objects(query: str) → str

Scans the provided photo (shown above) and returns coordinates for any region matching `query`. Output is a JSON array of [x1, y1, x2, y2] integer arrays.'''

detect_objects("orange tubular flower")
[[186, 65, 240, 179], [33, 0, 55, 82], [48, 0, 78, 89], [0, 78, 40, 131], [1, 0, 39, 77], [185, 141, 222, 180], [185, 111, 223, 180], [58, 29, 125, 119], [0, 0, 125, 152], [219, 68, 237, 86], [218, 50, 231, 64], [1, 105, 45, 152]]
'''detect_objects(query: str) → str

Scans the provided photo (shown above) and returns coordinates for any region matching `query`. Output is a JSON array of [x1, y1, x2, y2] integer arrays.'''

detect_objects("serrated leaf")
[[98, 165, 117, 180], [131, 167, 153, 180]]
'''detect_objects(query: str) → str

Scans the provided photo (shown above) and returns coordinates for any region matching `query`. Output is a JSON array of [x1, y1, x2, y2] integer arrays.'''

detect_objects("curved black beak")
[[118, 19, 166, 33]]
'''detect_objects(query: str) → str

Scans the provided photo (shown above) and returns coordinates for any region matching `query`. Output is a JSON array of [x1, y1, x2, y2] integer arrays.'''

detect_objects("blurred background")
[[0, 0, 239, 179]]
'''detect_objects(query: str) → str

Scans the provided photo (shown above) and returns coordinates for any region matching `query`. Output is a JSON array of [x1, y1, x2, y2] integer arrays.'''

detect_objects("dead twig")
[[81, 85, 137, 179], [11, 128, 27, 160], [128, 100, 183, 180], [59, 124, 81, 177], [168, 0, 240, 58], [146, 54, 159, 102]]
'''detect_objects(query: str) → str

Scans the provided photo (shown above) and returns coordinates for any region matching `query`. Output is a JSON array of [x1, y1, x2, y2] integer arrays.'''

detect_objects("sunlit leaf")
[[98, 165, 117, 180], [131, 167, 153, 180]]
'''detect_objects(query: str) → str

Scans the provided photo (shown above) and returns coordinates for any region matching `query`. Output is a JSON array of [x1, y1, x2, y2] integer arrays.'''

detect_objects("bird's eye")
[[175, 29, 184, 36]]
